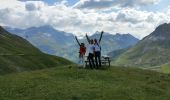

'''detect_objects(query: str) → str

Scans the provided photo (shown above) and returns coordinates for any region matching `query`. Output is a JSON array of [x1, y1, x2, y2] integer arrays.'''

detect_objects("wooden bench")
[[85, 56, 111, 68]]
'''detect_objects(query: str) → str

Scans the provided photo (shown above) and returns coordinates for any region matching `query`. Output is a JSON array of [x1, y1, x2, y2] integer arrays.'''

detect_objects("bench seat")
[[85, 56, 111, 67]]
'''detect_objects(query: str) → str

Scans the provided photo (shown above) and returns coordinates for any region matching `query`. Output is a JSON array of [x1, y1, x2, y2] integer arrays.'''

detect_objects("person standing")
[[94, 39, 101, 68], [86, 34, 95, 69], [86, 31, 104, 69], [75, 36, 86, 68], [94, 31, 104, 68]]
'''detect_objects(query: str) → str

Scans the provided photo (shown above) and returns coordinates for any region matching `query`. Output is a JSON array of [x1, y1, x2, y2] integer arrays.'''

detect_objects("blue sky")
[[17, 0, 170, 13], [42, 0, 170, 12], [41, 0, 79, 5], [140, 0, 170, 12]]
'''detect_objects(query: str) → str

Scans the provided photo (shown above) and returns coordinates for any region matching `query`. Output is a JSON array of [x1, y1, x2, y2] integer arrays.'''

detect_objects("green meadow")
[[0, 65, 170, 100]]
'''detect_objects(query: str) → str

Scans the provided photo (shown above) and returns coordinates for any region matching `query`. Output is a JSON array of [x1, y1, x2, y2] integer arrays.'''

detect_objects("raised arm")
[[99, 31, 104, 43], [75, 36, 81, 46], [86, 33, 90, 44]]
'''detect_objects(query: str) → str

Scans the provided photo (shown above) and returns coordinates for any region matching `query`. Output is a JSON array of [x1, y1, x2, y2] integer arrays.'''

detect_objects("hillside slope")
[[0, 66, 170, 100], [113, 23, 170, 67], [0, 26, 72, 75]]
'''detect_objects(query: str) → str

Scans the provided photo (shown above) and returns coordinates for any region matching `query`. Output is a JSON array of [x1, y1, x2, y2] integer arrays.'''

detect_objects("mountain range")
[[5, 25, 139, 62], [113, 23, 170, 68]]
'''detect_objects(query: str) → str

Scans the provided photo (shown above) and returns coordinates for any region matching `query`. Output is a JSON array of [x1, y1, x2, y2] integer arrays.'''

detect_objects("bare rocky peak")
[[144, 23, 170, 41], [151, 23, 170, 37]]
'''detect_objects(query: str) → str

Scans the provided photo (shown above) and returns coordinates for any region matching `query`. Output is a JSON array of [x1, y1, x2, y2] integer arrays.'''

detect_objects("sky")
[[0, 0, 170, 39]]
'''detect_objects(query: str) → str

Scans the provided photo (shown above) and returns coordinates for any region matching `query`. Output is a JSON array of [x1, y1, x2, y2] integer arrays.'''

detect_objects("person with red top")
[[79, 43, 86, 57], [75, 36, 86, 68]]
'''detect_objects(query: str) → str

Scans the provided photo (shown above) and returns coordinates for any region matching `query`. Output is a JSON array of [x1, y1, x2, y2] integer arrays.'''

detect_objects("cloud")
[[73, 0, 160, 9], [0, 0, 170, 39], [0, 1, 47, 28], [25, 1, 45, 11]]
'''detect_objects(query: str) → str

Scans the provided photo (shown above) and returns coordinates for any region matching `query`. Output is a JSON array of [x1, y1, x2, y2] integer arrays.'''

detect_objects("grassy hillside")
[[0, 66, 170, 100], [0, 26, 72, 74], [113, 41, 170, 67], [113, 23, 170, 67]]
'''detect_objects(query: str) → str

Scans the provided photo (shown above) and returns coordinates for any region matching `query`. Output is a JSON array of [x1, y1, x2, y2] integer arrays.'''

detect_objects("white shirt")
[[94, 43, 101, 52], [88, 44, 94, 54]]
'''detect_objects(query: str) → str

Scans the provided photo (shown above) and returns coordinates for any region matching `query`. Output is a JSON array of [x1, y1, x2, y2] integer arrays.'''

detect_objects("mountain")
[[5, 26, 139, 62], [113, 23, 170, 67], [0, 26, 72, 75]]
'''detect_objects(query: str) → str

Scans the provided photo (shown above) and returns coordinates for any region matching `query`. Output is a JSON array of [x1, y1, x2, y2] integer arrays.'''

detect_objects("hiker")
[[86, 34, 95, 69], [75, 36, 86, 68], [86, 31, 104, 69]]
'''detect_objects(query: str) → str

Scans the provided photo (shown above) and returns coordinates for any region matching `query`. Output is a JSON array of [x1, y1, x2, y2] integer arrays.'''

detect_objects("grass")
[[0, 66, 170, 100], [0, 54, 72, 74], [160, 64, 170, 74]]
